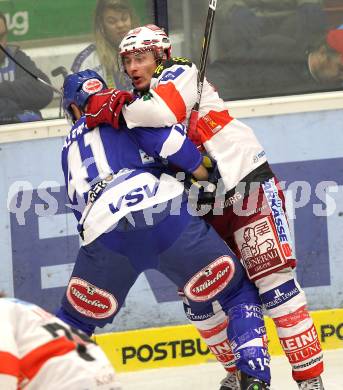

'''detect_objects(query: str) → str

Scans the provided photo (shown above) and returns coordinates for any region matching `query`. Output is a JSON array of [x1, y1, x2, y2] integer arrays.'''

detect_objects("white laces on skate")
[[219, 371, 240, 390], [297, 376, 324, 390]]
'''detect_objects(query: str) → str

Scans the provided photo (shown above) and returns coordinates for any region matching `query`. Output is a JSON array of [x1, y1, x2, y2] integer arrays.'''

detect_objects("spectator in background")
[[207, 27, 343, 100], [216, 0, 327, 58], [0, 13, 53, 125], [309, 27, 343, 83], [72, 0, 138, 89]]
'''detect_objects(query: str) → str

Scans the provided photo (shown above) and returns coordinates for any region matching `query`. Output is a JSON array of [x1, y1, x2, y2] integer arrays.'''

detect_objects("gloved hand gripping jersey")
[[185, 155, 220, 208], [86, 88, 133, 129]]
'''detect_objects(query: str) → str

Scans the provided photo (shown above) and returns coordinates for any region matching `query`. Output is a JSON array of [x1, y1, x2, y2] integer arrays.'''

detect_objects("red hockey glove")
[[187, 109, 202, 146], [85, 88, 133, 129], [187, 109, 205, 151]]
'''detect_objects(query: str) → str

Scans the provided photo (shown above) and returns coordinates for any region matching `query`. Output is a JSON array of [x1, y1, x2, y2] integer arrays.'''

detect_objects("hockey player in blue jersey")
[[56, 69, 271, 389]]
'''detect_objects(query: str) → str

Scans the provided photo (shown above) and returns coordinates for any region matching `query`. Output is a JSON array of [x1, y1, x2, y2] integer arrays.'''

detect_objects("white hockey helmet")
[[119, 24, 171, 60]]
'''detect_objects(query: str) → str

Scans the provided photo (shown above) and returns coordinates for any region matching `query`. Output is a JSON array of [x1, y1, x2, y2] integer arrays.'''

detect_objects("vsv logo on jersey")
[[109, 183, 159, 214]]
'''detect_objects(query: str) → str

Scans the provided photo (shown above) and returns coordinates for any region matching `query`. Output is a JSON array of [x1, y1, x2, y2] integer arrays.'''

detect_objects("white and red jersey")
[[0, 298, 121, 390], [122, 57, 267, 192]]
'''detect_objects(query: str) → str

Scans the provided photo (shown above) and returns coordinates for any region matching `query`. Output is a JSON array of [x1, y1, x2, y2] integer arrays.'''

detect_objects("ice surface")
[[117, 349, 343, 389]]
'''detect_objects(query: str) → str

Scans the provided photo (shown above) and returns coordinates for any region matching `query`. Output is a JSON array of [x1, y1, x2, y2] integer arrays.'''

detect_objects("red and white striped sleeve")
[[0, 300, 20, 390]]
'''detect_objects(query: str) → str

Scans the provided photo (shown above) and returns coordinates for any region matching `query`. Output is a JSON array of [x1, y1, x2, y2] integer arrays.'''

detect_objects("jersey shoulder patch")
[[153, 57, 193, 77]]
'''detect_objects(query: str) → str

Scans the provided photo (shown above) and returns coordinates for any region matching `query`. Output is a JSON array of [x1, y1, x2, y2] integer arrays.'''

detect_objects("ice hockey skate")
[[297, 376, 324, 390], [240, 372, 270, 390], [219, 371, 240, 390]]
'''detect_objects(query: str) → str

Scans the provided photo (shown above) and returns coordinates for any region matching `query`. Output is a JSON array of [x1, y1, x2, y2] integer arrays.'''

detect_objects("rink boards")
[[1, 109, 343, 325], [94, 308, 343, 373]]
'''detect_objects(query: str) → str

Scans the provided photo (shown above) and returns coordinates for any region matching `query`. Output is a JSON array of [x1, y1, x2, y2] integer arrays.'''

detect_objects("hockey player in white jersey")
[[0, 295, 121, 390], [84, 25, 325, 390]]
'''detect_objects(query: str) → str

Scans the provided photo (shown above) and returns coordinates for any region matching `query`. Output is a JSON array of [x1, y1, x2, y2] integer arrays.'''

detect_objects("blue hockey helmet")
[[62, 69, 107, 120]]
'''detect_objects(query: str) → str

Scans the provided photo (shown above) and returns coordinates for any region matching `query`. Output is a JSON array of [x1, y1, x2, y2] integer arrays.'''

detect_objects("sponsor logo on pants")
[[261, 279, 301, 310], [184, 256, 235, 301], [280, 325, 322, 365], [67, 277, 117, 319], [209, 339, 236, 368], [234, 216, 287, 279]]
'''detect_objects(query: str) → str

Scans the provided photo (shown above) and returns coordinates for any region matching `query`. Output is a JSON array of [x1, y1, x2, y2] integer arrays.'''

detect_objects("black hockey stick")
[[51, 66, 69, 80], [188, 0, 217, 138], [51, 66, 70, 118], [0, 43, 62, 95]]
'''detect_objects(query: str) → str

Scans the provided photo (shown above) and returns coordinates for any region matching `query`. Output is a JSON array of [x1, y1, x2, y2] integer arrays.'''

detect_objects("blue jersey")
[[61, 117, 202, 244]]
